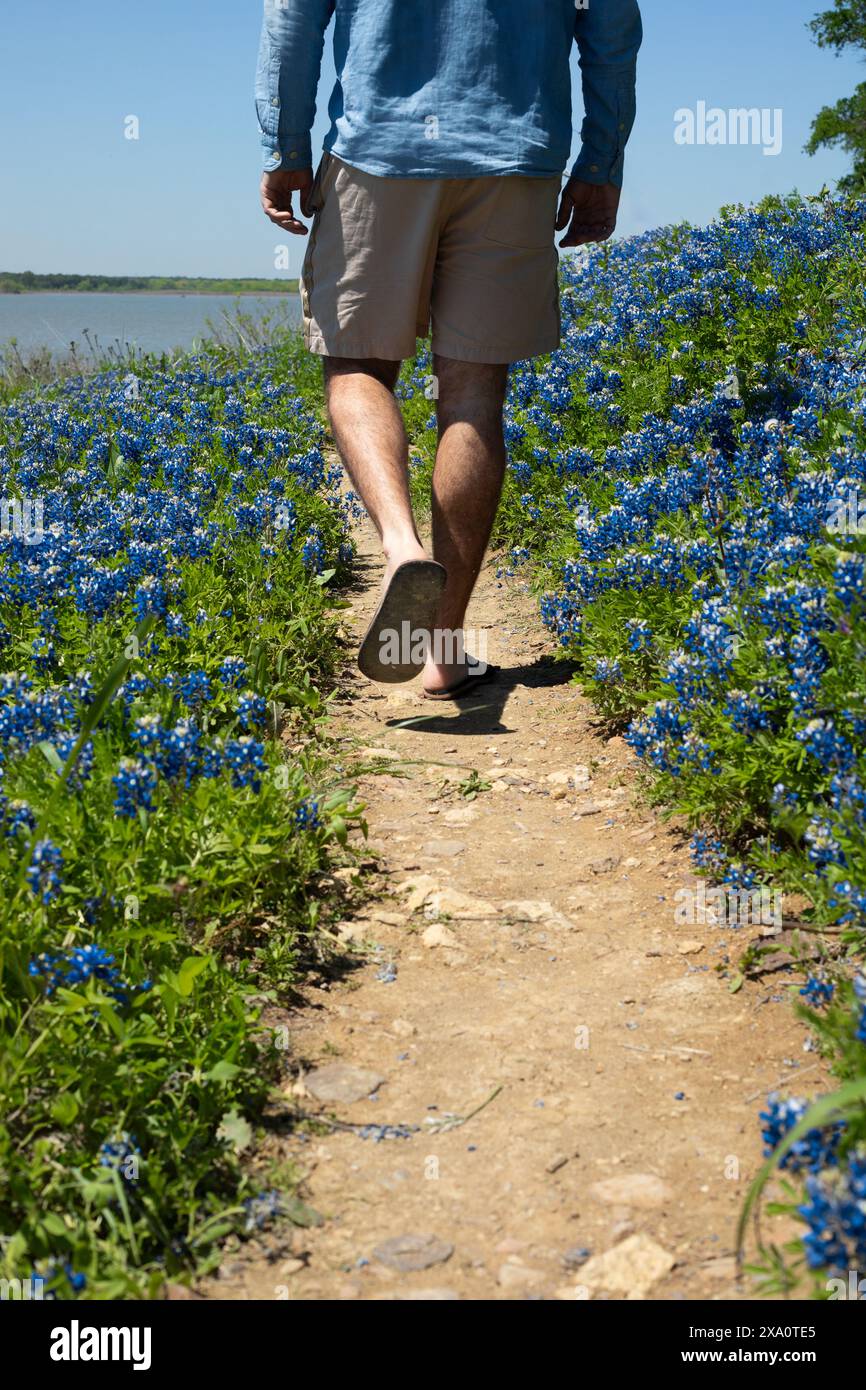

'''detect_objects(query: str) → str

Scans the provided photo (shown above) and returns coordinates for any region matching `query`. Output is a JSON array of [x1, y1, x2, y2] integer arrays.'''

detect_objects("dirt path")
[[218, 519, 818, 1302]]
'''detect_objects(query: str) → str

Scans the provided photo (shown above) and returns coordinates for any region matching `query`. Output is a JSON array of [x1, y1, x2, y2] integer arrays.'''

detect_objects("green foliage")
[[0, 272, 298, 295], [0, 331, 362, 1296], [808, 1, 866, 193]]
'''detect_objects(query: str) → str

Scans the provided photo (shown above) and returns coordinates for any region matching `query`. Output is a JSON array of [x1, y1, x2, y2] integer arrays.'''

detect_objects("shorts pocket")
[[481, 176, 559, 251], [310, 152, 337, 213]]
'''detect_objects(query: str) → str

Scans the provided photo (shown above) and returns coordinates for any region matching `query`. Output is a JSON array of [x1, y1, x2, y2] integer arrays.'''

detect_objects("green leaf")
[[51, 1093, 80, 1125], [176, 955, 211, 997], [281, 1195, 324, 1228], [41, 1213, 71, 1238], [36, 740, 65, 775], [206, 1059, 242, 1084], [217, 1108, 253, 1153]]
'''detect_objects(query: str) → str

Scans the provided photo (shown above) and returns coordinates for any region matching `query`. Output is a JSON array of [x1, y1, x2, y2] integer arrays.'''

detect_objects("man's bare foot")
[[381, 538, 430, 590], [423, 646, 491, 696], [424, 654, 467, 694]]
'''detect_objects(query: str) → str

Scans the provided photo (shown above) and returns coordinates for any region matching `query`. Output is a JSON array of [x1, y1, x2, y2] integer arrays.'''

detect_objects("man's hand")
[[260, 168, 315, 235], [556, 178, 621, 248]]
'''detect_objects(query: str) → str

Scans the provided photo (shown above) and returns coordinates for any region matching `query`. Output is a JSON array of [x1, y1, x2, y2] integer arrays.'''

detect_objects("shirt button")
[[271, 97, 280, 107], [271, 150, 280, 160]]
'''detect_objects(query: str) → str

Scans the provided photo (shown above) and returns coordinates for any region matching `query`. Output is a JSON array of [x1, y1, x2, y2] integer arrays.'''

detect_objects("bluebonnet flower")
[[55, 734, 95, 790], [770, 783, 799, 813], [759, 1094, 843, 1173], [99, 1133, 141, 1178], [799, 975, 835, 1007], [800, 1155, 866, 1273], [626, 701, 715, 776], [851, 974, 866, 1045], [28, 943, 141, 1005], [118, 673, 153, 710], [243, 1189, 281, 1231], [33, 1262, 87, 1297], [804, 817, 846, 873], [796, 719, 856, 772], [131, 713, 162, 749], [152, 720, 202, 785], [179, 669, 212, 709], [626, 619, 652, 652], [724, 690, 770, 734], [223, 737, 267, 791], [719, 860, 759, 892], [690, 833, 727, 872], [834, 555, 866, 609], [594, 657, 622, 683], [295, 798, 321, 831], [236, 691, 266, 730], [112, 758, 157, 818], [26, 839, 64, 903], [4, 798, 36, 839], [133, 576, 167, 621], [301, 526, 326, 573], [219, 657, 247, 689]]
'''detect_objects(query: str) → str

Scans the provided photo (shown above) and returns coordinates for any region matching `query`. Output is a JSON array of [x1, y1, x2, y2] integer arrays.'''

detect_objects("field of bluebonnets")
[[401, 192, 866, 1292], [0, 335, 363, 1296], [6, 189, 866, 1299]]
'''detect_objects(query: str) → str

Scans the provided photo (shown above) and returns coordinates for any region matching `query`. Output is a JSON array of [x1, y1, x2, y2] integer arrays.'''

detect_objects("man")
[[256, 0, 642, 697]]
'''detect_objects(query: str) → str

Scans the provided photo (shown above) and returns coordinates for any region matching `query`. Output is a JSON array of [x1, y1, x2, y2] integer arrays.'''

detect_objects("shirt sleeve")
[[255, 0, 335, 173], [572, 0, 643, 188]]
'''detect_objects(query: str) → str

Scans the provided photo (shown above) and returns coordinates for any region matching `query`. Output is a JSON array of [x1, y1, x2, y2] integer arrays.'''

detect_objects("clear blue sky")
[[0, 0, 861, 278]]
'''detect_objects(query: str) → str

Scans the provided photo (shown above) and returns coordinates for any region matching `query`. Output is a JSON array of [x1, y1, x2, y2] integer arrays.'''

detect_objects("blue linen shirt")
[[255, 0, 642, 186]]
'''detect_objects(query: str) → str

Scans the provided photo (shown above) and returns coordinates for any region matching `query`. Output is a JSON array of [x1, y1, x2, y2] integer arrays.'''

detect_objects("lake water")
[[0, 292, 302, 357]]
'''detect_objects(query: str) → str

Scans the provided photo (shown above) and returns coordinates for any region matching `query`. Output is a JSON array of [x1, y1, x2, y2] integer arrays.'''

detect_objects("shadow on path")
[[381, 656, 580, 739]]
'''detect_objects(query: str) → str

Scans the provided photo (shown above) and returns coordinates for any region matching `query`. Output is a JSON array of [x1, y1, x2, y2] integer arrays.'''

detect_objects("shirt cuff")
[[570, 147, 625, 188], [261, 133, 312, 173]]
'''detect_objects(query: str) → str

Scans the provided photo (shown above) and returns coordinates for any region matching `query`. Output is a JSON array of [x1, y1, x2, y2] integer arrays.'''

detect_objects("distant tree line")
[[0, 271, 297, 294], [808, 1, 866, 193]]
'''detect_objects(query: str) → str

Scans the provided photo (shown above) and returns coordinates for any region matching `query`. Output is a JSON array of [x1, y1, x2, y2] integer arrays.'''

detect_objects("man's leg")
[[424, 354, 509, 693], [323, 357, 429, 581]]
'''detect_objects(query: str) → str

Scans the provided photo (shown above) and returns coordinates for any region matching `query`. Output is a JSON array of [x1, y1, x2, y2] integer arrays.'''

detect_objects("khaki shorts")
[[300, 153, 561, 364]]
